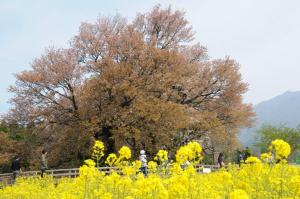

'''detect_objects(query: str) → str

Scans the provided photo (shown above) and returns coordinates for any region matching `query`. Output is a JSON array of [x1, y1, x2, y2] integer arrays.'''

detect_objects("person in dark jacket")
[[243, 147, 251, 161], [11, 156, 21, 183], [236, 150, 244, 167], [217, 153, 225, 168], [40, 149, 48, 178]]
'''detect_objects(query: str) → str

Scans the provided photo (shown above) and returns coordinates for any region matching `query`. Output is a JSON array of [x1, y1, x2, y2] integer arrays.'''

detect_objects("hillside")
[[239, 91, 300, 146]]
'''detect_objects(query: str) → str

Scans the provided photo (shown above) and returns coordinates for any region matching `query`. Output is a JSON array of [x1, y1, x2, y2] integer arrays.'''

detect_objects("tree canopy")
[[4, 5, 253, 169], [254, 125, 300, 162]]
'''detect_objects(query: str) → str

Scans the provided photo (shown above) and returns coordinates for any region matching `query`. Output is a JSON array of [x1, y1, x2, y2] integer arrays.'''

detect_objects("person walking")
[[217, 153, 225, 168], [40, 149, 48, 178], [11, 156, 21, 183], [139, 150, 147, 176]]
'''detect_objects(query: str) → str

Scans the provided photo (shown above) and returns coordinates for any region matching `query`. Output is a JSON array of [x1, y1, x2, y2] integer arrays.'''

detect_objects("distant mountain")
[[239, 91, 300, 146]]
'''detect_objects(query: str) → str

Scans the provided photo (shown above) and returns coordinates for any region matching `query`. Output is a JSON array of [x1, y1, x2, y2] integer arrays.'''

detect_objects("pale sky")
[[1, 0, 300, 114]]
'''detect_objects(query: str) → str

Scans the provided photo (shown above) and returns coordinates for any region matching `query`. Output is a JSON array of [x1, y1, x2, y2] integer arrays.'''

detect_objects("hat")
[[140, 150, 145, 155]]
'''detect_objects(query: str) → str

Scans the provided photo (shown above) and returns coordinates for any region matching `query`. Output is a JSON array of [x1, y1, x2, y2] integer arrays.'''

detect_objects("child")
[[139, 150, 147, 176]]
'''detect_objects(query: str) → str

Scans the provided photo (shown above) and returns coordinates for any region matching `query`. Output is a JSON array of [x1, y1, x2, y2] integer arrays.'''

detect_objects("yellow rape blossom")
[[245, 156, 261, 164], [269, 139, 291, 163], [91, 140, 105, 167], [1, 139, 300, 199], [105, 153, 117, 166], [118, 146, 131, 160], [148, 161, 158, 173], [154, 149, 168, 163], [230, 189, 249, 199]]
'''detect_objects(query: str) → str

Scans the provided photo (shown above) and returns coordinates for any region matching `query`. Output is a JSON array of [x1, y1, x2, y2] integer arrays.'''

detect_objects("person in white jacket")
[[139, 150, 147, 176]]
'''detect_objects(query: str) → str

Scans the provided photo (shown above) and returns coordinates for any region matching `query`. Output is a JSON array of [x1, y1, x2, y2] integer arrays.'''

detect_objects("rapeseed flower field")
[[1, 139, 299, 199]]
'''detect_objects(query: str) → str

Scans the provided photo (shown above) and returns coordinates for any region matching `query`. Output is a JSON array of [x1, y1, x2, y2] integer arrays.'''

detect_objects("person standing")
[[40, 149, 48, 178], [139, 150, 147, 176], [11, 156, 21, 183], [217, 153, 225, 168], [243, 147, 251, 161], [237, 150, 244, 167]]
